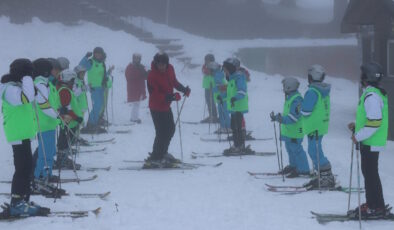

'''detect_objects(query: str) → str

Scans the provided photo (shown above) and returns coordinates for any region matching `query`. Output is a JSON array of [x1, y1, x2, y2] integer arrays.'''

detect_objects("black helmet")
[[93, 46, 105, 54], [204, 53, 215, 63], [10, 58, 33, 79], [361, 62, 383, 84], [222, 58, 237, 75], [33, 58, 53, 78], [47, 58, 61, 70], [154, 52, 169, 65]]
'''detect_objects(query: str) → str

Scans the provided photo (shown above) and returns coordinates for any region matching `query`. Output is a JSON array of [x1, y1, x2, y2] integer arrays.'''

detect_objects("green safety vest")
[[202, 75, 215, 89], [281, 93, 304, 139], [75, 78, 88, 112], [226, 78, 248, 112], [34, 77, 60, 132], [2, 84, 37, 142], [303, 87, 330, 136], [87, 59, 105, 88], [355, 87, 388, 147], [59, 87, 83, 129]]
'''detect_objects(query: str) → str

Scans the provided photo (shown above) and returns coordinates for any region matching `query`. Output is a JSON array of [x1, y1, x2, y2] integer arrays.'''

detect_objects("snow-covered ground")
[[0, 17, 393, 230]]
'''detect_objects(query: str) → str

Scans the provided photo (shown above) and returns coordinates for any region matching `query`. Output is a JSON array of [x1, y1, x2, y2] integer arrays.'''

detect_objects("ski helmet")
[[282, 77, 300, 94], [93, 46, 104, 55], [33, 58, 53, 78], [222, 58, 237, 75], [61, 69, 77, 82], [74, 65, 87, 74], [204, 53, 215, 63], [57, 57, 70, 70], [10, 58, 33, 79], [154, 52, 169, 65], [360, 62, 383, 84], [47, 58, 61, 70], [233, 58, 241, 69], [206, 61, 221, 72], [308, 64, 325, 83], [133, 53, 142, 62]]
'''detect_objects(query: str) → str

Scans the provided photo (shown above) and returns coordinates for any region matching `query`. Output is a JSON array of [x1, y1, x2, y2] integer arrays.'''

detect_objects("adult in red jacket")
[[125, 53, 147, 123], [145, 52, 190, 167]]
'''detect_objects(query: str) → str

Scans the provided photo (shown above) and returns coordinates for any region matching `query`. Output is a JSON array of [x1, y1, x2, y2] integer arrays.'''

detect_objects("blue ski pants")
[[34, 130, 56, 178], [307, 134, 331, 171], [283, 137, 310, 174], [88, 87, 104, 126]]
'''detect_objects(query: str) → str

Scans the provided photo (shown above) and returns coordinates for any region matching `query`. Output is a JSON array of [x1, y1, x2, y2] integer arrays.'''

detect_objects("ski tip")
[[247, 171, 255, 176], [214, 162, 223, 167], [99, 192, 111, 199], [92, 207, 101, 216]]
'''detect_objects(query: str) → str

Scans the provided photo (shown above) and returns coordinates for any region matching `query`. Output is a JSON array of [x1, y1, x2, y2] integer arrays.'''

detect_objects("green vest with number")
[[2, 84, 37, 142], [281, 93, 304, 139], [355, 87, 388, 147], [59, 87, 83, 129], [303, 87, 330, 135], [226, 77, 248, 112], [87, 59, 105, 88], [34, 77, 60, 132]]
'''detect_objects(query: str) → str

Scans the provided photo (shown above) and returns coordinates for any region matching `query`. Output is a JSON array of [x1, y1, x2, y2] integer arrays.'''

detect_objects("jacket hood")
[[310, 82, 331, 97]]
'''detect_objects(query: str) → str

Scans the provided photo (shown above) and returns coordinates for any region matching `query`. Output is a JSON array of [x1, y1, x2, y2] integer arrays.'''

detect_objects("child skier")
[[0, 58, 49, 217], [348, 62, 389, 219], [302, 65, 335, 189], [270, 77, 310, 178], [32, 58, 60, 182], [222, 58, 249, 155], [144, 52, 190, 168], [125, 53, 148, 124], [201, 53, 218, 123], [208, 61, 231, 134]]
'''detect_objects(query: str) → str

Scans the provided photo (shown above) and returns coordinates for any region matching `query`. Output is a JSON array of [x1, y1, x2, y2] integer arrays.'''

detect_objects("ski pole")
[[111, 75, 114, 124], [208, 85, 213, 134], [174, 96, 187, 127], [356, 142, 362, 229], [279, 120, 285, 182], [347, 140, 355, 212], [272, 113, 281, 173], [176, 100, 184, 163], [315, 131, 321, 193]]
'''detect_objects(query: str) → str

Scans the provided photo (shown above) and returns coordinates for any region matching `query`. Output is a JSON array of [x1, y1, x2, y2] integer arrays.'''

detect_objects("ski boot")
[[53, 150, 81, 170], [9, 200, 50, 217], [303, 168, 335, 189], [130, 119, 142, 124], [348, 203, 389, 220], [163, 153, 182, 164], [223, 146, 242, 156], [279, 165, 296, 175], [200, 116, 219, 124]]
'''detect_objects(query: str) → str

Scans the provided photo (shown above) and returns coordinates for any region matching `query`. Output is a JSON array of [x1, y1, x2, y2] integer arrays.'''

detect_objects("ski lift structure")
[[342, 0, 394, 140]]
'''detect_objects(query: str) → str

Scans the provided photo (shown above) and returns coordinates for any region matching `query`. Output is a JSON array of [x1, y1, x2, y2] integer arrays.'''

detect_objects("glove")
[[166, 93, 181, 102], [348, 122, 355, 133], [270, 112, 282, 123], [59, 107, 68, 115], [85, 52, 92, 58], [216, 95, 223, 104], [102, 77, 108, 87], [270, 112, 276, 122], [183, 86, 191, 97], [75, 117, 83, 124], [230, 97, 236, 108]]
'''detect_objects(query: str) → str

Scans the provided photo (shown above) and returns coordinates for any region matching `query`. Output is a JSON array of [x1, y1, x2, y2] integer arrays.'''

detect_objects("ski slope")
[[0, 16, 393, 230]]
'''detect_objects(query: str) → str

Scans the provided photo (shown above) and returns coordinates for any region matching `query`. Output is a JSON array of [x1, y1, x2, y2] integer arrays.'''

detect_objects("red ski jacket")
[[147, 62, 184, 112]]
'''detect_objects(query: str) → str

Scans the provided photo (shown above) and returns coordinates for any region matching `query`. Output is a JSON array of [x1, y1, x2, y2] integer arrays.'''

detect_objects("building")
[[342, 0, 394, 140]]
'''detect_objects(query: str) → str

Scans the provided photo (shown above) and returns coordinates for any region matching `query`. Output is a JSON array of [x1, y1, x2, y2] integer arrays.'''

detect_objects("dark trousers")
[[57, 127, 70, 151], [151, 109, 175, 159], [231, 112, 244, 148], [360, 144, 385, 209], [11, 139, 32, 204]]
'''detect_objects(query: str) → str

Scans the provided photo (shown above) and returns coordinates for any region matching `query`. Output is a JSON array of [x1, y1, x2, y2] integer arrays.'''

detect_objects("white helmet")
[[57, 57, 70, 70], [308, 64, 325, 83], [61, 69, 77, 82], [282, 77, 300, 94]]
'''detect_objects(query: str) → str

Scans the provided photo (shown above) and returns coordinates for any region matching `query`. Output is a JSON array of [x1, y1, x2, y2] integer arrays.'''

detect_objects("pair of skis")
[[191, 151, 276, 159], [0, 191, 110, 200], [120, 160, 223, 171], [0, 174, 98, 184]]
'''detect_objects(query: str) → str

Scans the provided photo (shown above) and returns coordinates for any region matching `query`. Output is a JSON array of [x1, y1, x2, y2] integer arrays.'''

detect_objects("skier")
[[32, 58, 60, 183], [208, 61, 231, 134], [73, 65, 89, 120], [233, 58, 250, 139], [302, 65, 335, 188], [144, 52, 191, 168], [53, 69, 83, 170], [348, 62, 389, 218], [270, 77, 310, 178], [79, 47, 112, 133], [201, 53, 218, 123], [0, 58, 49, 216], [125, 53, 148, 124], [222, 58, 250, 154]]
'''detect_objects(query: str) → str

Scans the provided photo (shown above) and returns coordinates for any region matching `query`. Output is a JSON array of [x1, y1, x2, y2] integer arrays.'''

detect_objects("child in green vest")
[[301, 65, 335, 189], [201, 53, 218, 123], [1, 58, 50, 217], [270, 77, 310, 178], [348, 62, 390, 219]]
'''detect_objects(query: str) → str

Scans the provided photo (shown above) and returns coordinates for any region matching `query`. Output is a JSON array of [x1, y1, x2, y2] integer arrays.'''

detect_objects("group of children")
[[0, 47, 113, 217]]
